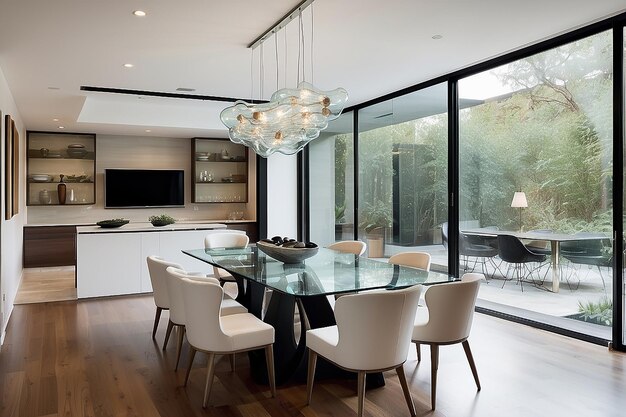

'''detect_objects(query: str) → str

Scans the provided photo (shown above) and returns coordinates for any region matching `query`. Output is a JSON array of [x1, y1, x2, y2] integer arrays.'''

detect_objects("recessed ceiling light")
[[133, 10, 146, 17], [123, 63, 134, 68], [52, 118, 59, 122], [145, 129, 151, 133], [48, 86, 60, 90], [176, 87, 196, 92], [58, 126, 65, 129], [432, 34, 443, 40]]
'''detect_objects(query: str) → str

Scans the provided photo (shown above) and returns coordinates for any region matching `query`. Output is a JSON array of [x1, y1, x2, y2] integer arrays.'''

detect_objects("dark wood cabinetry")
[[227, 222, 259, 242], [23, 226, 77, 267]]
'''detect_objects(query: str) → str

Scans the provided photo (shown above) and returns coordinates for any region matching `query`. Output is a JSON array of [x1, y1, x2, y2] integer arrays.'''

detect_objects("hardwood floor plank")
[[2, 295, 626, 417]]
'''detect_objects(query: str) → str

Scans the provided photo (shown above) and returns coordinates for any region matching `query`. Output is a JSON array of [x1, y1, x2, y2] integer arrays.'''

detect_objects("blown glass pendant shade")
[[221, 82, 348, 157]]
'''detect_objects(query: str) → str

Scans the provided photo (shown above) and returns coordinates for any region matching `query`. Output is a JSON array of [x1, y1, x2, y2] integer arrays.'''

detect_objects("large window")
[[356, 84, 448, 271], [309, 112, 354, 247], [459, 30, 613, 338]]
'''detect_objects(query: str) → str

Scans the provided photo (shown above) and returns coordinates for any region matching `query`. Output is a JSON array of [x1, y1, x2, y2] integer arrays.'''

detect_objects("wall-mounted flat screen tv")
[[104, 169, 184, 208]]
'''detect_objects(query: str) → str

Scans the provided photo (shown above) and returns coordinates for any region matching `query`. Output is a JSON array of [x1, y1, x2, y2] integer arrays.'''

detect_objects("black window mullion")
[[448, 80, 460, 278]]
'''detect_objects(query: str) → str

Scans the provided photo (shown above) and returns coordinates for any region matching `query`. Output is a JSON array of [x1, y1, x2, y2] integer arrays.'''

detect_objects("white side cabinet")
[[76, 225, 235, 298]]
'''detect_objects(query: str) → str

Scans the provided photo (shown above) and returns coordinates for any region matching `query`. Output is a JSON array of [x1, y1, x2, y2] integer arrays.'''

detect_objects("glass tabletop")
[[183, 246, 455, 297]]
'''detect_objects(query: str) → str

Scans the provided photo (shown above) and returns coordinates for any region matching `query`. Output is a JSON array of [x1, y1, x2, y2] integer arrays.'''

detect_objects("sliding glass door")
[[356, 84, 449, 269], [459, 30, 614, 339]]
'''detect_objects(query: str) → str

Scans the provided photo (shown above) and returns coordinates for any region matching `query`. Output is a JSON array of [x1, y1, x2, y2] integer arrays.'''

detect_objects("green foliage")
[[148, 214, 176, 226], [577, 296, 613, 326], [335, 204, 346, 223], [359, 201, 392, 235]]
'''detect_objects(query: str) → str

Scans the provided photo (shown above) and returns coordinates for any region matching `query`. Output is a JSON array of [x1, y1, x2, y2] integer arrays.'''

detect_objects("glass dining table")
[[183, 246, 455, 386]]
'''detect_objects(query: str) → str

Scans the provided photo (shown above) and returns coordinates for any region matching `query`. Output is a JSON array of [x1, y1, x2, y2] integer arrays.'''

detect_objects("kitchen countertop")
[[25, 219, 256, 227], [76, 222, 230, 234]]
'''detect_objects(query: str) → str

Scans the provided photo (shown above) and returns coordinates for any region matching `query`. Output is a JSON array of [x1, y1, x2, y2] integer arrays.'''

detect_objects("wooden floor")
[[14, 267, 76, 304], [1, 295, 626, 417]]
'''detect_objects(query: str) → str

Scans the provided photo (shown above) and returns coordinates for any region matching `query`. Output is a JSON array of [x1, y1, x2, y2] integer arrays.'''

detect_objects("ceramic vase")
[[57, 183, 66, 205]]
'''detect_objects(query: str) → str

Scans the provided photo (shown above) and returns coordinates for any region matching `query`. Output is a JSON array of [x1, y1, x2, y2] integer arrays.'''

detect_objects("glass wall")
[[308, 112, 354, 247], [459, 30, 614, 338], [356, 83, 448, 271]]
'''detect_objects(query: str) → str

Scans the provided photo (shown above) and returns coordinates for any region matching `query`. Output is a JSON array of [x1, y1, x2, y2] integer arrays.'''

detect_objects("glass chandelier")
[[220, 82, 347, 157], [220, 1, 348, 157]]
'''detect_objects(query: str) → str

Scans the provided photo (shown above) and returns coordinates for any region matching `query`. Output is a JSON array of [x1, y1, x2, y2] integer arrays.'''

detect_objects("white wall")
[[266, 153, 298, 239], [0, 65, 26, 345]]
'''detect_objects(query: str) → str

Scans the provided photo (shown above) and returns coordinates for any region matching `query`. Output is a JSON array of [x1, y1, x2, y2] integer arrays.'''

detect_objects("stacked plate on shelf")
[[196, 152, 210, 161], [30, 174, 53, 182], [67, 143, 87, 158]]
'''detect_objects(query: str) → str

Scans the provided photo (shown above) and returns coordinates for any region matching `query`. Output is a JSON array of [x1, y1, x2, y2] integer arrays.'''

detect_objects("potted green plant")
[[359, 201, 391, 258], [149, 214, 176, 227]]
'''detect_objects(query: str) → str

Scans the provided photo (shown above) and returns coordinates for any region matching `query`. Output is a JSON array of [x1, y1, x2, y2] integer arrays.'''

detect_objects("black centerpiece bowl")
[[96, 219, 129, 228], [257, 240, 318, 264]]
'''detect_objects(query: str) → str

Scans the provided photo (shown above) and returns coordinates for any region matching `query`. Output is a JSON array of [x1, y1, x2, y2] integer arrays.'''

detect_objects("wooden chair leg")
[[357, 371, 366, 417], [163, 320, 174, 351], [202, 353, 216, 408], [184, 347, 197, 387], [307, 350, 318, 405], [152, 307, 163, 340], [397, 365, 417, 417], [430, 344, 439, 410], [174, 326, 185, 371], [229, 354, 236, 372], [265, 345, 276, 398], [415, 342, 421, 362], [462, 340, 481, 391]]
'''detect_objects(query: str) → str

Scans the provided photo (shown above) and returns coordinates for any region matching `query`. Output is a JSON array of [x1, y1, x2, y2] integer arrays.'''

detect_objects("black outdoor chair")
[[561, 233, 612, 290], [460, 233, 499, 279], [497, 235, 547, 291]]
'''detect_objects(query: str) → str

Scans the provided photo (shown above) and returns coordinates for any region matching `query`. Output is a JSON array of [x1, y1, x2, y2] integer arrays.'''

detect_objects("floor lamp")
[[511, 192, 528, 232]]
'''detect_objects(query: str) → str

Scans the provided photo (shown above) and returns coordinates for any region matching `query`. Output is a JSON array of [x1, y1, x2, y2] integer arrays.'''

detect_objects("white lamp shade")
[[511, 192, 528, 208]]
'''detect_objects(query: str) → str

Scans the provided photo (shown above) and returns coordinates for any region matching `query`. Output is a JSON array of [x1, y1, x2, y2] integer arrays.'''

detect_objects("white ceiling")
[[0, 0, 624, 138]]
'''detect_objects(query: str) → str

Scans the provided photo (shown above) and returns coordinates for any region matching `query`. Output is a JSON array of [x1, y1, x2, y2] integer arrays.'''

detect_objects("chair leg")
[[430, 344, 439, 410], [597, 266, 607, 290], [357, 371, 366, 417], [174, 325, 185, 371], [163, 319, 174, 351], [264, 345, 276, 398], [229, 354, 235, 372], [415, 343, 421, 362], [462, 340, 481, 391], [202, 353, 216, 408], [152, 307, 163, 340], [184, 347, 196, 387], [307, 350, 318, 405], [396, 365, 417, 417]]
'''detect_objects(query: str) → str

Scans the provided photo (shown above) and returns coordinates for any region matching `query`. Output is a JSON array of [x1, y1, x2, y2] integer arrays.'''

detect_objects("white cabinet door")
[[77, 233, 142, 298], [140, 233, 160, 293], [158, 230, 213, 274]]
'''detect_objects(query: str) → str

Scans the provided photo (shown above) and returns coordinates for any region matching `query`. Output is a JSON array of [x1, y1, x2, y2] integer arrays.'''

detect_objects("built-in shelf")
[[191, 138, 249, 204], [27, 131, 96, 206]]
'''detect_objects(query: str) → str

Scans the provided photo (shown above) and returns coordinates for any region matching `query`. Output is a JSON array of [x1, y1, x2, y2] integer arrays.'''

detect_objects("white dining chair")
[[412, 273, 483, 410], [164, 266, 247, 371], [180, 276, 276, 407], [327, 240, 367, 256], [388, 251, 432, 271], [146, 255, 179, 341], [306, 284, 423, 417], [204, 232, 249, 286]]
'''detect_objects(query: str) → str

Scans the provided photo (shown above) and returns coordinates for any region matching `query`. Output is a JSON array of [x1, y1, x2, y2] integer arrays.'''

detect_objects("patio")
[[380, 243, 612, 340]]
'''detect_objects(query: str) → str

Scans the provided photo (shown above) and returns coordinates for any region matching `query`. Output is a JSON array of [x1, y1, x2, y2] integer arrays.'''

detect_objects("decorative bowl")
[[257, 240, 319, 264], [96, 219, 129, 228], [151, 219, 175, 227], [67, 148, 88, 158]]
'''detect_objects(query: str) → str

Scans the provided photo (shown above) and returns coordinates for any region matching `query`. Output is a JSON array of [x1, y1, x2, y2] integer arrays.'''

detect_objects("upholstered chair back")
[[147, 255, 182, 309], [333, 284, 422, 370], [414, 273, 482, 343], [388, 251, 432, 271]]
